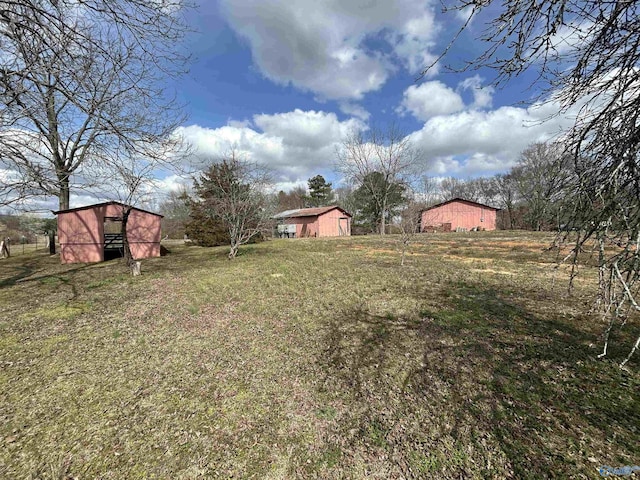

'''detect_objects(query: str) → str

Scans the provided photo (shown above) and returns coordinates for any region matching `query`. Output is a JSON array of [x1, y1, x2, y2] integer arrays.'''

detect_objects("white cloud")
[[219, 0, 439, 100], [398, 81, 465, 120], [253, 109, 363, 149], [458, 75, 494, 109], [176, 109, 365, 183], [409, 99, 578, 177], [390, 12, 440, 75], [273, 180, 308, 193], [398, 76, 496, 121], [226, 118, 252, 129], [153, 174, 190, 195], [338, 102, 371, 121], [454, 5, 475, 24]]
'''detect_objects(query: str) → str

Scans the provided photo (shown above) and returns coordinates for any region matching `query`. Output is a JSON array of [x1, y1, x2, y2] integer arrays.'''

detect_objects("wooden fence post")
[[0, 238, 10, 258]]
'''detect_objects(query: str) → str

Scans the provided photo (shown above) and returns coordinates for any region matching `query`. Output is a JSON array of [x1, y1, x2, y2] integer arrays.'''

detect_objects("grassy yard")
[[0, 231, 638, 479]]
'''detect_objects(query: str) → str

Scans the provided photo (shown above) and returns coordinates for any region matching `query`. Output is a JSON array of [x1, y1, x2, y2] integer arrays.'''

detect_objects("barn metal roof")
[[273, 205, 352, 219], [54, 201, 164, 217], [422, 198, 500, 212]]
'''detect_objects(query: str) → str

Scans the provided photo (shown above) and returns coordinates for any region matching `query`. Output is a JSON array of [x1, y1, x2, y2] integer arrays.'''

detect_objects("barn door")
[[103, 217, 124, 260]]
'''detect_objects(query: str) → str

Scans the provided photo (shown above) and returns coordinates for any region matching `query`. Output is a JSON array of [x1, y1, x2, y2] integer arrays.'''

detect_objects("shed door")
[[338, 217, 349, 236]]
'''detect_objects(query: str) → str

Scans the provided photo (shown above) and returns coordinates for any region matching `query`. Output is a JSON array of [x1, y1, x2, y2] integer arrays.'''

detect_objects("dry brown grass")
[[0, 231, 638, 478]]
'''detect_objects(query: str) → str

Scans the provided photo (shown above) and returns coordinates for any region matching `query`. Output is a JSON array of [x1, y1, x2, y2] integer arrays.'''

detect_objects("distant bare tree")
[[474, 177, 499, 206], [0, 0, 190, 210], [418, 175, 441, 206], [427, 0, 640, 366], [337, 125, 420, 235], [333, 185, 359, 219], [439, 177, 465, 201], [159, 188, 191, 239], [93, 151, 162, 274], [114, 169, 149, 275], [511, 143, 573, 231], [0, 237, 9, 258], [275, 186, 307, 211], [493, 173, 518, 230]]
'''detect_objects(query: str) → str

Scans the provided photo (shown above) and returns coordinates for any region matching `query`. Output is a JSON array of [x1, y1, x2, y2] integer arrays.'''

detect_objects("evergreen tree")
[[186, 153, 271, 258], [306, 175, 334, 207]]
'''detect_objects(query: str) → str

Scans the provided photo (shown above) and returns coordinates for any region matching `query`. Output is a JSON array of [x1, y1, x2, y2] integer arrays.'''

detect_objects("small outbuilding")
[[274, 206, 352, 238], [55, 201, 163, 264], [421, 198, 498, 232]]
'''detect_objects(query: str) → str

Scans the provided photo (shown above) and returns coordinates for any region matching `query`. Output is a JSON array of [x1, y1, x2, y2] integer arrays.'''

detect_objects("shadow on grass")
[[318, 283, 639, 478], [0, 261, 94, 296], [0, 260, 40, 288]]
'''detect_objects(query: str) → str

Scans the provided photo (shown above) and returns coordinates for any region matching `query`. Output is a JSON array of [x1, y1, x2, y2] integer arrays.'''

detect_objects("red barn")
[[274, 206, 351, 238], [55, 201, 162, 264], [421, 198, 498, 232]]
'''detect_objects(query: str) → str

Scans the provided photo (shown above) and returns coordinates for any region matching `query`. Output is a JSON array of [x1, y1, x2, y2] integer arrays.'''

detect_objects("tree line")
[[419, 142, 575, 232], [165, 136, 580, 255]]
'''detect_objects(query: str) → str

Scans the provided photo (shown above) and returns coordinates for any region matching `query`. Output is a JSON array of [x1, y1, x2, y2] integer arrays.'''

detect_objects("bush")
[[184, 209, 230, 247]]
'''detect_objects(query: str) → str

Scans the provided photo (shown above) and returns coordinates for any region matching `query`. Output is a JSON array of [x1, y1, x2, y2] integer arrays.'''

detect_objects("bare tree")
[[159, 187, 191, 239], [439, 177, 465, 201], [474, 177, 499, 206], [191, 151, 273, 259], [336, 125, 420, 235], [418, 175, 441, 206], [429, 0, 640, 366], [0, 0, 190, 210], [397, 200, 423, 266], [493, 173, 518, 230], [0, 237, 9, 258], [275, 186, 307, 211], [512, 143, 574, 231], [88, 151, 160, 274], [333, 185, 359, 219]]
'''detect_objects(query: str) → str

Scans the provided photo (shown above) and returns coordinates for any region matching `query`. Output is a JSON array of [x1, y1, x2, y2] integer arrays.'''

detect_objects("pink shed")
[[275, 206, 352, 238], [55, 201, 162, 264], [421, 198, 498, 232]]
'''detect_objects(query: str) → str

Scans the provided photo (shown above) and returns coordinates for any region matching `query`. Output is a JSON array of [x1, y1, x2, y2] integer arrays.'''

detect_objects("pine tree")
[[306, 175, 334, 207]]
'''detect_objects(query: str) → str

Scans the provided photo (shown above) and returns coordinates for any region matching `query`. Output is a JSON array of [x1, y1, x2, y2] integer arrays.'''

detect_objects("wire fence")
[[0, 235, 57, 257]]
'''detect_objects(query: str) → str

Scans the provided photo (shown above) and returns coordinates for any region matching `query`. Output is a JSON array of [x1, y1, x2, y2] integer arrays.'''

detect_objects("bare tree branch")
[[336, 124, 421, 235], [0, 0, 191, 210], [431, 0, 640, 365]]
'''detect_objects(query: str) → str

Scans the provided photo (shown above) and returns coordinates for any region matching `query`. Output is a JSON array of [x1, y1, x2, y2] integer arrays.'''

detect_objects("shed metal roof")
[[273, 205, 352, 219], [422, 198, 500, 212], [54, 201, 164, 217]]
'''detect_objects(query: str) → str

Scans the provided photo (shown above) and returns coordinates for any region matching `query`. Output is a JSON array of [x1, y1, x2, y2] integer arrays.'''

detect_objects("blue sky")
[[0, 0, 590, 215], [164, 0, 577, 195]]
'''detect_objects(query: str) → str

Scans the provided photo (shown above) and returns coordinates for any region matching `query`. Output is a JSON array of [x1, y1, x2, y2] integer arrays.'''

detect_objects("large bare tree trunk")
[[59, 177, 70, 211], [120, 206, 138, 274], [48, 230, 56, 255]]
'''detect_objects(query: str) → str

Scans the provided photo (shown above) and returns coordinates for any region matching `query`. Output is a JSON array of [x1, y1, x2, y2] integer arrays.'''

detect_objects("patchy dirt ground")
[[0, 231, 638, 479]]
